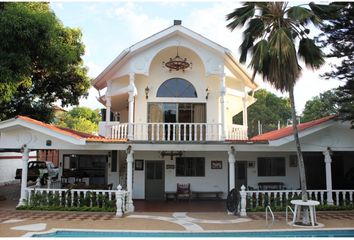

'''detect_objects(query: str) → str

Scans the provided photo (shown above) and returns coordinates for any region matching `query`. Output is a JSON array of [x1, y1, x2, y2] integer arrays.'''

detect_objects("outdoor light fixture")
[[163, 47, 192, 72], [205, 88, 210, 100], [145, 86, 150, 99], [160, 151, 183, 160]]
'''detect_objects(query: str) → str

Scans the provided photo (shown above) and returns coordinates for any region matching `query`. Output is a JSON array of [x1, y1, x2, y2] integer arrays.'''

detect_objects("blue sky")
[[50, 1, 342, 113]]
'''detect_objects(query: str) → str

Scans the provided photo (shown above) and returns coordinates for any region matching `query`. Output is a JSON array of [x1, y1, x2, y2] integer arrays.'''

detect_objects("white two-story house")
[[91, 20, 257, 202], [1, 20, 353, 212]]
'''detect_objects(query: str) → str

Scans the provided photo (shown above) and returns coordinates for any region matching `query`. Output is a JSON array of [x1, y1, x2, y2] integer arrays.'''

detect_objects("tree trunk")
[[289, 86, 308, 201]]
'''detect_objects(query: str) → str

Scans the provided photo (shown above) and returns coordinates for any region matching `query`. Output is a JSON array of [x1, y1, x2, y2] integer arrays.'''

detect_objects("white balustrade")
[[227, 124, 248, 140], [25, 187, 129, 216], [108, 122, 248, 141], [239, 188, 354, 216]]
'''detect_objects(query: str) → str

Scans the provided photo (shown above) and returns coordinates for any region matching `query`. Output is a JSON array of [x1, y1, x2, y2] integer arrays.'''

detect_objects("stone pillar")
[[128, 73, 135, 140], [323, 149, 334, 205], [18, 144, 29, 207], [240, 185, 247, 217], [220, 73, 226, 140], [116, 185, 124, 217], [105, 96, 112, 137], [126, 147, 134, 212], [228, 146, 236, 191]]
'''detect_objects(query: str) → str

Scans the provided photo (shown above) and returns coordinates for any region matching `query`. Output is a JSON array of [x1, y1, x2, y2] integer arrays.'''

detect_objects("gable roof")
[[92, 21, 257, 90], [250, 115, 336, 142], [0, 116, 126, 144]]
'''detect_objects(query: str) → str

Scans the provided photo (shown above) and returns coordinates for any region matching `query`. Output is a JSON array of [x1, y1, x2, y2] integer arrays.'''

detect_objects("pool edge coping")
[[23, 227, 354, 237]]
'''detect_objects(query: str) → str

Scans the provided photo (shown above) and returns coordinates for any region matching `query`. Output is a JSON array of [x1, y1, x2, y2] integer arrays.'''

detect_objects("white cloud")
[[185, 2, 244, 57], [183, 2, 343, 113], [86, 61, 103, 78], [79, 87, 104, 110], [52, 3, 64, 10], [112, 3, 170, 41]]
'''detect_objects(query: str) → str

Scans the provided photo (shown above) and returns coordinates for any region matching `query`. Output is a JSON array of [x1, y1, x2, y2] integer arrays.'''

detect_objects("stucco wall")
[[132, 151, 229, 199], [131, 150, 301, 199], [234, 151, 300, 190], [106, 34, 252, 128]]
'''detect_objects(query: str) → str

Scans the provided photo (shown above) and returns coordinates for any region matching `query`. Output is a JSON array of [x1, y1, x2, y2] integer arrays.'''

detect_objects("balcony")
[[100, 122, 248, 141]]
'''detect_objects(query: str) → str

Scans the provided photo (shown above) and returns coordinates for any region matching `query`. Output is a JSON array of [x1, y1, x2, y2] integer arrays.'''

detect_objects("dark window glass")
[[111, 151, 117, 172], [258, 157, 285, 176], [176, 157, 205, 177], [146, 162, 155, 179], [157, 78, 197, 98], [163, 103, 177, 123], [146, 162, 163, 180]]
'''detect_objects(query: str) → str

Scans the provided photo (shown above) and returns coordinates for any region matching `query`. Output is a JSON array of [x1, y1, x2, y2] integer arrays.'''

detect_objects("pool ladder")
[[265, 205, 274, 228], [286, 205, 294, 224]]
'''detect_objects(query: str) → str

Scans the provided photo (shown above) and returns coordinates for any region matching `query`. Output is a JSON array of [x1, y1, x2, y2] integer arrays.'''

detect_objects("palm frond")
[[309, 2, 342, 20], [239, 18, 265, 63], [239, 32, 253, 63], [267, 28, 300, 92], [226, 2, 255, 30], [288, 6, 320, 25], [298, 38, 325, 69], [249, 39, 269, 80]]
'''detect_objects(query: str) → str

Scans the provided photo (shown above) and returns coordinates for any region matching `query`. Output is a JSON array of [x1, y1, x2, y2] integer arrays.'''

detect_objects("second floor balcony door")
[[148, 103, 206, 141]]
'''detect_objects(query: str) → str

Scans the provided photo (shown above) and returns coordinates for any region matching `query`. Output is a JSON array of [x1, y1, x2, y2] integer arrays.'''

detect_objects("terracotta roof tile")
[[86, 136, 127, 143], [250, 115, 336, 141], [16, 115, 84, 140], [16, 115, 128, 143]]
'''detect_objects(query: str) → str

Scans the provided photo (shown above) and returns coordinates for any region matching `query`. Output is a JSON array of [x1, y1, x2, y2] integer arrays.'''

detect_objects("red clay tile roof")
[[16, 115, 127, 143], [17, 116, 85, 140], [250, 115, 336, 141], [86, 137, 127, 143]]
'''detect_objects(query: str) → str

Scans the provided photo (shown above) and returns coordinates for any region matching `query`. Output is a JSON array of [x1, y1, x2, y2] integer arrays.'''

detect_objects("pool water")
[[32, 229, 354, 238]]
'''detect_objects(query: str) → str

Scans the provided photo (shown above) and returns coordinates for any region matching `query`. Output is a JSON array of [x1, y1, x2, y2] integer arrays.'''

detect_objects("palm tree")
[[226, 2, 339, 204]]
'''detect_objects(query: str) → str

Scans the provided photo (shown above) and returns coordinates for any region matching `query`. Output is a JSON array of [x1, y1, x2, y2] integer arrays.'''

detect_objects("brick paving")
[[1, 183, 354, 237]]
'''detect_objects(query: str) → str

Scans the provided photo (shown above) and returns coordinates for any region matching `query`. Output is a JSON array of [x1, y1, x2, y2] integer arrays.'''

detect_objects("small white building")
[[0, 21, 353, 211]]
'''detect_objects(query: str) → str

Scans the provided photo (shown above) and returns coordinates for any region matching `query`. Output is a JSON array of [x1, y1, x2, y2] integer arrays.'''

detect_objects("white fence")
[[107, 122, 248, 141], [25, 185, 130, 217], [239, 185, 354, 215]]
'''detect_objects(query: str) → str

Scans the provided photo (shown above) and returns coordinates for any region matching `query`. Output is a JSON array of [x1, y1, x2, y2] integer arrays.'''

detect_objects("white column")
[[126, 147, 134, 212], [128, 73, 135, 140], [323, 149, 334, 205], [228, 147, 236, 191], [220, 73, 226, 140], [105, 96, 112, 138], [242, 96, 248, 127], [18, 144, 29, 207], [105, 96, 111, 122]]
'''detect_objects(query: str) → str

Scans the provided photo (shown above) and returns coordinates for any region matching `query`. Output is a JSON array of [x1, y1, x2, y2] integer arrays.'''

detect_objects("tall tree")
[[56, 107, 100, 134], [0, 3, 90, 122], [302, 89, 338, 122], [318, 2, 354, 127], [234, 89, 291, 137], [226, 2, 339, 208]]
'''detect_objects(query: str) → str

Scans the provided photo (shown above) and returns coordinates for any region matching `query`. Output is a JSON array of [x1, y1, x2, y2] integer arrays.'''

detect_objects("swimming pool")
[[31, 229, 354, 237]]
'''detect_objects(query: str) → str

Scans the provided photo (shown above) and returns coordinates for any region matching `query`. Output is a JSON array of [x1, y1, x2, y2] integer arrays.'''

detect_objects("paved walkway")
[[1, 183, 354, 237]]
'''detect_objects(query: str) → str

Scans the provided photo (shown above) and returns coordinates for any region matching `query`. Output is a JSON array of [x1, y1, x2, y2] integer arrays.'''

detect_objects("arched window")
[[156, 78, 197, 98]]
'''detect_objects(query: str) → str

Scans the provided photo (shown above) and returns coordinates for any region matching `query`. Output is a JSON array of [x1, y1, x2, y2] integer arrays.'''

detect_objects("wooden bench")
[[165, 191, 177, 201], [193, 191, 223, 199], [258, 182, 285, 190]]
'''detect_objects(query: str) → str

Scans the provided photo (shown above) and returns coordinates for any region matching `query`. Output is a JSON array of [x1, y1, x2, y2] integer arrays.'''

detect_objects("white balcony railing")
[[104, 122, 248, 141], [228, 124, 248, 140]]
